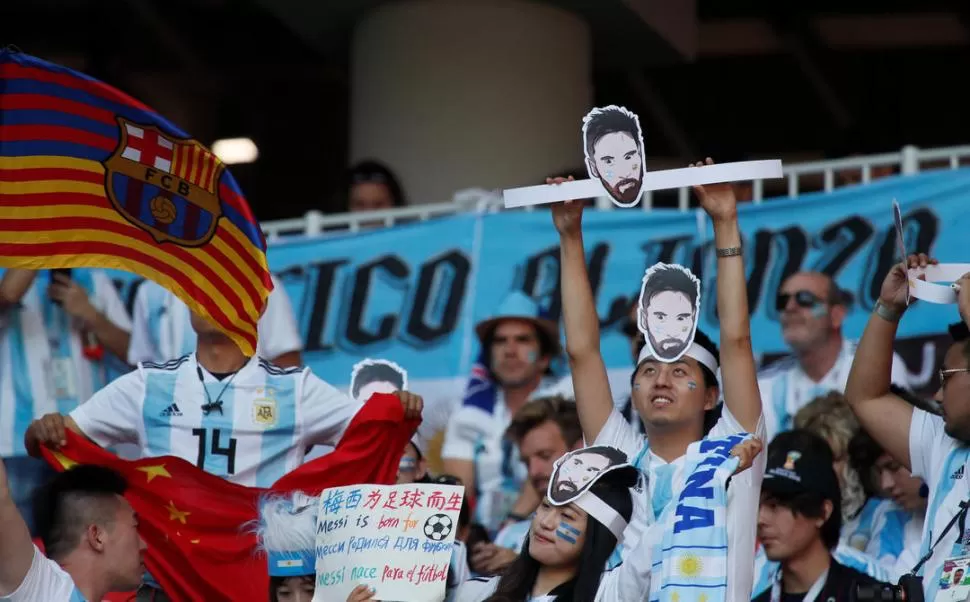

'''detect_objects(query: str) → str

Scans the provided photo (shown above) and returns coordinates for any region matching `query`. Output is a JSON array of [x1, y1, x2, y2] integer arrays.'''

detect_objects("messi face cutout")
[[547, 446, 628, 505], [349, 359, 408, 404], [637, 263, 701, 363], [582, 105, 645, 208]]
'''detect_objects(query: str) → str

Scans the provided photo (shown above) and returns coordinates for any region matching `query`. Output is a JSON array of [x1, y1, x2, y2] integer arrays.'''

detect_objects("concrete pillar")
[[350, 0, 593, 204]]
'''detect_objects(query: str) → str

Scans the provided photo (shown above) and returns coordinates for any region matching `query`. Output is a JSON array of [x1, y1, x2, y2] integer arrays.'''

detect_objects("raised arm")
[[691, 160, 761, 433], [844, 254, 933, 470], [551, 186, 615, 442], [0, 457, 34, 596]]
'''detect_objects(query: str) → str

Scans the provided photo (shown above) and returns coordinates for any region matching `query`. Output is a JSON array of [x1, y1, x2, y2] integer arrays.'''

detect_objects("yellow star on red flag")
[[50, 450, 78, 470], [137, 464, 172, 483], [165, 501, 191, 525]]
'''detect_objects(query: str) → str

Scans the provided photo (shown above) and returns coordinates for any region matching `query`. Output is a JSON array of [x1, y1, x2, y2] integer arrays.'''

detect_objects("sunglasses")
[[776, 290, 824, 312]]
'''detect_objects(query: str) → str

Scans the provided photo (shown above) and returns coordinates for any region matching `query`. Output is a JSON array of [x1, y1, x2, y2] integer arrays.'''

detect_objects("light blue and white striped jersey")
[[593, 405, 767, 602], [70, 353, 360, 487], [757, 339, 913, 441], [751, 542, 895, 598], [908, 408, 970, 602], [127, 276, 302, 365], [0, 546, 87, 601], [0, 270, 132, 457], [843, 496, 922, 578]]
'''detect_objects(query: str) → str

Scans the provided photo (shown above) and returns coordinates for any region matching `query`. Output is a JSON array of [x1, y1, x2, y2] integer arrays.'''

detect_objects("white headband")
[[908, 264, 970, 304], [638, 341, 719, 375], [573, 491, 629, 540]]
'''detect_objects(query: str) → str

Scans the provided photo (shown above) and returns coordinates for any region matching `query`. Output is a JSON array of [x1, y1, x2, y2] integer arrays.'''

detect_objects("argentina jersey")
[[757, 339, 913, 440], [0, 269, 131, 457], [70, 354, 361, 487], [127, 278, 301, 365], [843, 496, 917, 577], [908, 408, 970, 602]]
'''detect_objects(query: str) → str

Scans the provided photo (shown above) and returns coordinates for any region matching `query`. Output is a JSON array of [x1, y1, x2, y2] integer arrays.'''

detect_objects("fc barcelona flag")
[[0, 48, 271, 355]]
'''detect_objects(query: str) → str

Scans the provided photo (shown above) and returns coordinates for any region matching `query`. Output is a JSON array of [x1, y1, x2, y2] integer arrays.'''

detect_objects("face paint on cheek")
[[527, 350, 538, 363], [633, 383, 641, 390], [810, 304, 828, 319], [686, 380, 697, 390], [556, 522, 581, 544]]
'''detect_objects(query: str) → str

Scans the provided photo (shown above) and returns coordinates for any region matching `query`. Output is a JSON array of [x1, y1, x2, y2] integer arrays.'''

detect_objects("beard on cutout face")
[[602, 176, 641, 204]]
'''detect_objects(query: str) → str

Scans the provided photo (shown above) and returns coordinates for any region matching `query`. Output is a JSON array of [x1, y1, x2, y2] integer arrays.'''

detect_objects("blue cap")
[[475, 291, 560, 355]]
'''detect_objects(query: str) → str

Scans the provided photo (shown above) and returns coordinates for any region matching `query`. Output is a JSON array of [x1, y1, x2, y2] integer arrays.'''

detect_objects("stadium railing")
[[261, 144, 970, 241]]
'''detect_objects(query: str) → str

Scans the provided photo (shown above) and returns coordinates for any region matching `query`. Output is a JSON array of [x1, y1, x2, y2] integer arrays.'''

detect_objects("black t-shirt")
[[752, 558, 889, 602]]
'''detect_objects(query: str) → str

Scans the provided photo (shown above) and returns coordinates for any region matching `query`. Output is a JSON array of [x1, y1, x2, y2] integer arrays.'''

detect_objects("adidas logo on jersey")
[[160, 403, 183, 418], [953, 466, 965, 480]]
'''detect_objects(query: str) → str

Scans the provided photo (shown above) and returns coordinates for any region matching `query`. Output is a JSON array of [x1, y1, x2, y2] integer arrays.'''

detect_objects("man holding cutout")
[[844, 255, 970, 601], [552, 159, 766, 600]]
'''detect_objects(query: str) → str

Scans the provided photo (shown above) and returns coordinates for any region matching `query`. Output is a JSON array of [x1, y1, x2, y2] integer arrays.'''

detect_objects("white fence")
[[261, 144, 970, 241]]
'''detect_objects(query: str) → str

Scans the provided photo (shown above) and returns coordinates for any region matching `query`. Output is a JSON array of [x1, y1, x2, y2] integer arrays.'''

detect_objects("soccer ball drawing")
[[423, 514, 454, 541]]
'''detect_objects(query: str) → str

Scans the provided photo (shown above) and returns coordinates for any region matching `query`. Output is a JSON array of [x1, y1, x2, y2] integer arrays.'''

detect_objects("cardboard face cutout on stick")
[[546, 446, 630, 505], [582, 105, 645, 208], [349, 359, 408, 404], [637, 263, 702, 363]]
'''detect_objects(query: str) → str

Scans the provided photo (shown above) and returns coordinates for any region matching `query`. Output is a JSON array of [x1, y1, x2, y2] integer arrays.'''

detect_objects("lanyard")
[[770, 568, 828, 602]]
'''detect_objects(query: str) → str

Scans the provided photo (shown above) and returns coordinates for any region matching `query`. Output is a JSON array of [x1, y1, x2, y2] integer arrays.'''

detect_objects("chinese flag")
[[40, 393, 418, 602]]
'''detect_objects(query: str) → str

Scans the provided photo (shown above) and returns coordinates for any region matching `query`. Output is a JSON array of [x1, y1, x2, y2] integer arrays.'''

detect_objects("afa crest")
[[783, 451, 802, 471], [104, 117, 225, 247], [253, 391, 278, 427]]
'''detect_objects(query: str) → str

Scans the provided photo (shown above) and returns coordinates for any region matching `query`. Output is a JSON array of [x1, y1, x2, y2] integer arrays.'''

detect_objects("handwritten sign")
[[312, 483, 464, 602]]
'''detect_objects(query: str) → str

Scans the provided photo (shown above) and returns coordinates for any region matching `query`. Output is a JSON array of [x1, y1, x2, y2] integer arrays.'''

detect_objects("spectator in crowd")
[[0, 268, 132, 535], [793, 392, 866, 521], [24, 309, 424, 601], [848, 428, 926, 577], [552, 162, 766, 600], [934, 320, 970, 403], [127, 276, 303, 369], [0, 461, 146, 602], [754, 429, 889, 601], [470, 396, 583, 576], [843, 253, 970, 601], [758, 270, 912, 440], [345, 160, 406, 213], [442, 291, 561, 534]]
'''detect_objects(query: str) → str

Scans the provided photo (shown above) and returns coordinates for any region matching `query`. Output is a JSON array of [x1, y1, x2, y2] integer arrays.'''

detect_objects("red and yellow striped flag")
[[0, 48, 270, 355]]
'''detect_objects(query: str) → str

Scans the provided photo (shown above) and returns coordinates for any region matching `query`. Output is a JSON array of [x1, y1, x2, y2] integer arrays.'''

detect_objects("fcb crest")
[[104, 117, 225, 247]]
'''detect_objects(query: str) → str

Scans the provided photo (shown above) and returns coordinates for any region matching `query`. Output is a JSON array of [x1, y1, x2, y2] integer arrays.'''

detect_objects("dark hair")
[[762, 488, 843, 550], [269, 575, 314, 602], [505, 396, 582, 449], [346, 159, 406, 208], [352, 362, 405, 398], [33, 465, 128, 561], [642, 265, 699, 310], [848, 429, 885, 499], [583, 107, 640, 160], [949, 321, 970, 342], [487, 467, 637, 602]]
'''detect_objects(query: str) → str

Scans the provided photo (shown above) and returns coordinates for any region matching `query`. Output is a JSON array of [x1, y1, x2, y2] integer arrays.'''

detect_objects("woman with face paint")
[[454, 440, 764, 601], [549, 158, 767, 601]]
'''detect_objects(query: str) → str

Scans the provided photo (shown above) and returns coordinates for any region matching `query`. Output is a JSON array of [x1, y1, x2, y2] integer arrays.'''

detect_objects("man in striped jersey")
[[758, 271, 913, 441], [126, 276, 303, 369], [0, 268, 132, 536], [24, 309, 423, 601]]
